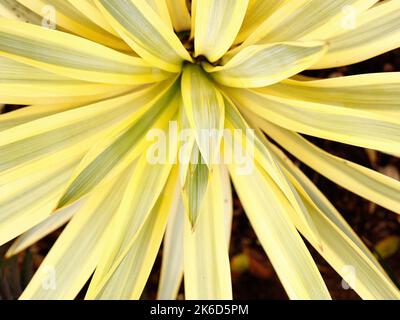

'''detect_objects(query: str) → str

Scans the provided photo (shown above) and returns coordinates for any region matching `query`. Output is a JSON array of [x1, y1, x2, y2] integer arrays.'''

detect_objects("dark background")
[[1, 49, 399, 300]]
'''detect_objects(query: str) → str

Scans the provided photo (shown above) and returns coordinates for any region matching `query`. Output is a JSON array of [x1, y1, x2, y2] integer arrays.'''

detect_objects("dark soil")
[[1, 49, 399, 300]]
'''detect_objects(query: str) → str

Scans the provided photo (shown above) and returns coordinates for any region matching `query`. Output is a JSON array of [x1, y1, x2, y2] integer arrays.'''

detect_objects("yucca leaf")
[[228, 158, 331, 300], [0, 103, 83, 132], [181, 144, 209, 229], [166, 0, 191, 32], [96, 0, 192, 72], [87, 166, 180, 299], [0, 85, 170, 246], [234, 0, 286, 45], [253, 118, 400, 215], [67, 0, 121, 37], [58, 81, 179, 208], [232, 88, 400, 156], [0, 53, 133, 105], [207, 42, 327, 88], [181, 64, 225, 166], [157, 194, 185, 300], [312, 0, 400, 69], [0, 0, 42, 24], [194, 0, 249, 62], [184, 165, 232, 300], [6, 200, 83, 257], [0, 18, 171, 84], [260, 73, 400, 117], [20, 164, 136, 300], [241, 0, 378, 46], [144, 0, 173, 28], [158, 165, 233, 300], [224, 97, 323, 249], [16, 0, 128, 50]]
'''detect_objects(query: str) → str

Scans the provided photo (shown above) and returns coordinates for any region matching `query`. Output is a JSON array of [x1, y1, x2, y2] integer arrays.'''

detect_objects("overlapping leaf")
[[208, 42, 326, 88], [312, 0, 400, 69], [0, 18, 171, 84], [181, 64, 225, 166], [17, 0, 128, 50], [194, 0, 249, 62], [261, 74, 400, 117], [20, 165, 136, 299], [184, 166, 232, 299], [97, 0, 192, 72], [58, 80, 179, 208], [251, 118, 400, 215], [228, 154, 331, 299], [228, 87, 400, 156]]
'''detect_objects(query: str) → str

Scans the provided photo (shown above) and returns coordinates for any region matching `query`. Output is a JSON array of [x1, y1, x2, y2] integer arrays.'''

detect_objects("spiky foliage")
[[0, 0, 399, 300]]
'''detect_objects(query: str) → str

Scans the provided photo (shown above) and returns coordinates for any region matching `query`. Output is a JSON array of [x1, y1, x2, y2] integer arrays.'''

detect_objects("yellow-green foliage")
[[0, 0, 399, 300]]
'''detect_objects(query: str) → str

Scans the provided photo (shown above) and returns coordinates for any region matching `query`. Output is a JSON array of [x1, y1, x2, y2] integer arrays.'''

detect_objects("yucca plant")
[[0, 0, 399, 300]]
